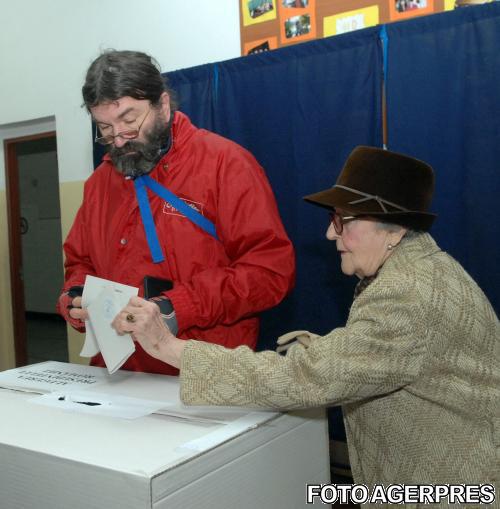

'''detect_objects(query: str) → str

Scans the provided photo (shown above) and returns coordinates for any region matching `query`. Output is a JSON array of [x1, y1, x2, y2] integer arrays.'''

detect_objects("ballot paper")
[[81, 275, 138, 373], [87, 287, 136, 374], [31, 390, 166, 419]]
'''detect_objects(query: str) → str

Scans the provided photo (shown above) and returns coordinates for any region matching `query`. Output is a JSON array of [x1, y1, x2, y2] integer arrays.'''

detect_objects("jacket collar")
[[353, 232, 440, 301]]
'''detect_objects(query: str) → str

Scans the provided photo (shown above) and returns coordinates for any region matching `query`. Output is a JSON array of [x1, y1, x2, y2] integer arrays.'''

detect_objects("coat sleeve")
[[56, 182, 97, 320], [166, 146, 296, 332], [179, 270, 428, 409]]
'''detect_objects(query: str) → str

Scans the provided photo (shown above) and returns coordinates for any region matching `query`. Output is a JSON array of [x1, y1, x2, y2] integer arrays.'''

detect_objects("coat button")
[[120, 238, 127, 245]]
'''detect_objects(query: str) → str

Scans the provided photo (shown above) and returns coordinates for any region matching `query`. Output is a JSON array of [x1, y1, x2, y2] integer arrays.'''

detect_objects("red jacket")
[[60, 111, 295, 374]]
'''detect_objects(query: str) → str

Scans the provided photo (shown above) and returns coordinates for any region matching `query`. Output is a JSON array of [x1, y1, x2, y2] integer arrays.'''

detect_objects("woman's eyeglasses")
[[329, 211, 359, 235], [94, 106, 152, 146]]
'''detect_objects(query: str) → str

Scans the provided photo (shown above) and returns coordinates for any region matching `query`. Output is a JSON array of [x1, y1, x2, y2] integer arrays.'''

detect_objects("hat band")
[[335, 185, 410, 213]]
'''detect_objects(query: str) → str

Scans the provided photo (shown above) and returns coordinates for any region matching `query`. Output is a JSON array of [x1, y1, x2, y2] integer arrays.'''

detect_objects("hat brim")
[[304, 187, 437, 231]]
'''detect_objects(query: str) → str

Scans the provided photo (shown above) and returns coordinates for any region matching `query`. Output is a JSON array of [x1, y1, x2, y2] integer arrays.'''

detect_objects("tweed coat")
[[180, 232, 500, 506]]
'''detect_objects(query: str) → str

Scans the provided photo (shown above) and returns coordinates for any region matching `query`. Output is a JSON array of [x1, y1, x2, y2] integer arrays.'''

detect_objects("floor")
[[26, 313, 68, 365]]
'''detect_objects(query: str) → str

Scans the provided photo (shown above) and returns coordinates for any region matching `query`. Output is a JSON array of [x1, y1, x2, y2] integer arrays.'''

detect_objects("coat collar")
[[354, 232, 440, 299]]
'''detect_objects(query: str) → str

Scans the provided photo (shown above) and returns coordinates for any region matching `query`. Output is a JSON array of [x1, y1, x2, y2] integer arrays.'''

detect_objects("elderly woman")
[[113, 146, 499, 492]]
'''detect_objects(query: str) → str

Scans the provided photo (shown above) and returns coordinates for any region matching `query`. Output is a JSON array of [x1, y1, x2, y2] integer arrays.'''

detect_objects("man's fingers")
[[69, 307, 88, 321]]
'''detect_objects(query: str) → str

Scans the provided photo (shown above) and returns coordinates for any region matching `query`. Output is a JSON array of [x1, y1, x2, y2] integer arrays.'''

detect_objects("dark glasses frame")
[[329, 210, 361, 235], [94, 105, 152, 146]]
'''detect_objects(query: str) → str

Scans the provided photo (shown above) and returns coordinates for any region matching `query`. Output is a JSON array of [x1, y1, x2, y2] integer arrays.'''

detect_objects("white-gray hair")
[[376, 221, 406, 233]]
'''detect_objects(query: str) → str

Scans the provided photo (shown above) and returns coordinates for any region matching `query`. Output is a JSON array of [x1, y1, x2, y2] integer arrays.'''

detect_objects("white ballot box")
[[0, 362, 330, 509]]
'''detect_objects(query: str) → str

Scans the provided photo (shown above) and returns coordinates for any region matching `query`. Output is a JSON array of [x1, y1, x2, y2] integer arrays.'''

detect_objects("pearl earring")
[[387, 244, 393, 250]]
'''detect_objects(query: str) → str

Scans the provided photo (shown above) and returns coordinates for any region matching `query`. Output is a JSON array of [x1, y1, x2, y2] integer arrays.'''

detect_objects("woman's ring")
[[126, 313, 135, 323]]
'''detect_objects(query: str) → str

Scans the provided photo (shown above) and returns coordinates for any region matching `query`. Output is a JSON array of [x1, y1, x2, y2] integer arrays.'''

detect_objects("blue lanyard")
[[134, 175, 218, 264]]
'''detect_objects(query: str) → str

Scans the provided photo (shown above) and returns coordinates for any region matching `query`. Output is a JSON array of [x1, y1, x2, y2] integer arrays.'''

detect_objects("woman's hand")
[[112, 296, 185, 368]]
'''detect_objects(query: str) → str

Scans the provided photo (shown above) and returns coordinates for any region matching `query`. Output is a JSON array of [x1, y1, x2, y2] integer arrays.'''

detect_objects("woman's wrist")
[[159, 331, 186, 369]]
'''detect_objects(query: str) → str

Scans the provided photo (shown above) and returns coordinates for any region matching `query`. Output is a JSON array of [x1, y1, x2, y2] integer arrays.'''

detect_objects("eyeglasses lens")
[[329, 212, 343, 235], [95, 106, 151, 146], [96, 129, 140, 146]]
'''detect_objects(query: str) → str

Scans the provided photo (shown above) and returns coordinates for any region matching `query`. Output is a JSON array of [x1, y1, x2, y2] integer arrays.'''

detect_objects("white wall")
[[0, 0, 241, 187]]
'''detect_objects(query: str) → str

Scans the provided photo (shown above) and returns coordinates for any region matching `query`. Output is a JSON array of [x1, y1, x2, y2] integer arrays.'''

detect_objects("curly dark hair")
[[82, 50, 177, 111]]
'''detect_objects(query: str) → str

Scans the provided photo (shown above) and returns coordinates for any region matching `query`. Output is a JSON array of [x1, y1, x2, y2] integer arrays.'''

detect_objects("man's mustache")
[[109, 141, 152, 159]]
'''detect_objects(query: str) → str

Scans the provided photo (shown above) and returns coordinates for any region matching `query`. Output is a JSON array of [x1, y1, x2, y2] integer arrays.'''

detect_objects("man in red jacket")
[[57, 50, 295, 375]]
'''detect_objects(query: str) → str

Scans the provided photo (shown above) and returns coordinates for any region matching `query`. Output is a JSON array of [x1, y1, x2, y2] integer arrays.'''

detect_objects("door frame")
[[4, 130, 57, 366]]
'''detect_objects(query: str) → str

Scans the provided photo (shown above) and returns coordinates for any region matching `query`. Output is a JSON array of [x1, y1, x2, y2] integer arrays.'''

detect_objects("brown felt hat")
[[304, 146, 437, 231]]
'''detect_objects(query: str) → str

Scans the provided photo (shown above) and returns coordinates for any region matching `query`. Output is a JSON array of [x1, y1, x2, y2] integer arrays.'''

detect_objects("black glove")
[[67, 286, 84, 298]]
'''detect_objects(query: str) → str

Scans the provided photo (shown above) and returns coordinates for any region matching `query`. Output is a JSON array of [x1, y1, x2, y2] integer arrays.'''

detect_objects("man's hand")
[[58, 287, 87, 329], [68, 296, 89, 322]]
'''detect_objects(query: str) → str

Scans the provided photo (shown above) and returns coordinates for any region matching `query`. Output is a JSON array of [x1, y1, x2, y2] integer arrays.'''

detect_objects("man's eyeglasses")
[[94, 106, 152, 146], [329, 210, 359, 235]]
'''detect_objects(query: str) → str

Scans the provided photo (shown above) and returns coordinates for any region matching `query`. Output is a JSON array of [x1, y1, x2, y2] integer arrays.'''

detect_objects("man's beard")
[[108, 111, 171, 178]]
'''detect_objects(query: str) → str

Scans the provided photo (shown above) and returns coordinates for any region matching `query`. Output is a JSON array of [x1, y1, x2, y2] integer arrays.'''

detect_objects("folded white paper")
[[87, 287, 136, 374], [80, 275, 138, 373]]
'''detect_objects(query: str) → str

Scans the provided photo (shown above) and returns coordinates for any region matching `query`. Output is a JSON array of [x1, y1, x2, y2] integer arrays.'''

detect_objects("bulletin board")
[[240, 0, 450, 55]]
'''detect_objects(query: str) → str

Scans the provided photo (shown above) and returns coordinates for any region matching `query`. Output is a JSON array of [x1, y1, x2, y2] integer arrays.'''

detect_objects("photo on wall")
[[249, 0, 274, 18], [278, 0, 316, 44], [389, 0, 434, 19], [396, 0, 427, 12], [242, 0, 277, 26], [282, 0, 309, 7], [284, 14, 311, 38]]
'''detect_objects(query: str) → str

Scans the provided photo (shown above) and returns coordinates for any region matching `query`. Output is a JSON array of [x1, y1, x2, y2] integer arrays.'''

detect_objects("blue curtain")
[[386, 3, 500, 313], [166, 64, 216, 131], [166, 28, 383, 349]]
